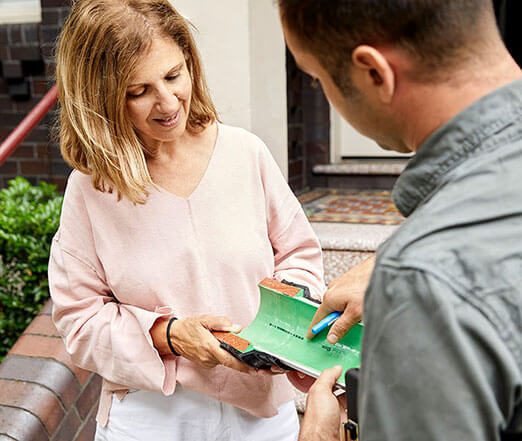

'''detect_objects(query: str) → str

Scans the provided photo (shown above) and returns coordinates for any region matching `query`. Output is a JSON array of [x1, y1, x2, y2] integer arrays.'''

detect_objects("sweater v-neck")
[[152, 122, 221, 202]]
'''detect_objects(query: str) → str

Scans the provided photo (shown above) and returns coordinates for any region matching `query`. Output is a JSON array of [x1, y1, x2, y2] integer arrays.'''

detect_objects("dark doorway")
[[494, 0, 522, 67]]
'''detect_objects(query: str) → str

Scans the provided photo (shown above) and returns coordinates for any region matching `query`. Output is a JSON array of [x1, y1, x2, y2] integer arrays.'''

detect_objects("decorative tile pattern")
[[296, 189, 328, 204], [302, 189, 404, 225]]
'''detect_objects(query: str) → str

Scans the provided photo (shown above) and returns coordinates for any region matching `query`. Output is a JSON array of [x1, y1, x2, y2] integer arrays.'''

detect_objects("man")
[[278, 1, 522, 440]]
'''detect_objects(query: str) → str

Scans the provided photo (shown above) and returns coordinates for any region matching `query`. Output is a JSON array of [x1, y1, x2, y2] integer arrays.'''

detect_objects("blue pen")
[[311, 311, 341, 335]]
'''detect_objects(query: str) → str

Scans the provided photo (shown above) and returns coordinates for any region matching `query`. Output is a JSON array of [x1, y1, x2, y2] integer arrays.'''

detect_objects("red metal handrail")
[[0, 84, 58, 166]]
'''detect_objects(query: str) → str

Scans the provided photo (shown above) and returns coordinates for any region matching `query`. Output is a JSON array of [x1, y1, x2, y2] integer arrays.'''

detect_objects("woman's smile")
[[153, 109, 181, 128]]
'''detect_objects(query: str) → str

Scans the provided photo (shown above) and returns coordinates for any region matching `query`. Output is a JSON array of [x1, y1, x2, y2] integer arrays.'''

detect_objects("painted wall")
[[331, 108, 411, 159], [0, 0, 41, 25], [171, 0, 288, 177]]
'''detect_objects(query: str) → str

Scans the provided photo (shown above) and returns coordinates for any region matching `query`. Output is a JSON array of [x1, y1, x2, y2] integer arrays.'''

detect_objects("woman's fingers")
[[168, 315, 254, 372], [200, 315, 242, 333], [214, 346, 254, 374]]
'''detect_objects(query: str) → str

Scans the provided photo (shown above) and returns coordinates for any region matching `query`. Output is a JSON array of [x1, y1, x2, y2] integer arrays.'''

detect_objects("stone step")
[[312, 159, 409, 189], [312, 222, 398, 253], [313, 158, 409, 176]]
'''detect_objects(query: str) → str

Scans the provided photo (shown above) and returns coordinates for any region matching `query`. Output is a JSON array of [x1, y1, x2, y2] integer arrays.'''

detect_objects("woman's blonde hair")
[[56, 0, 218, 203]]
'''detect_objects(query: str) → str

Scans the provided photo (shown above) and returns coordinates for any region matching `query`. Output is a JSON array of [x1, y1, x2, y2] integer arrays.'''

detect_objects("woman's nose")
[[155, 84, 179, 113]]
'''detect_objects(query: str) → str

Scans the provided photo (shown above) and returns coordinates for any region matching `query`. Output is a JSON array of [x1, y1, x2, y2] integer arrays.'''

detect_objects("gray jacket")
[[359, 78, 522, 441]]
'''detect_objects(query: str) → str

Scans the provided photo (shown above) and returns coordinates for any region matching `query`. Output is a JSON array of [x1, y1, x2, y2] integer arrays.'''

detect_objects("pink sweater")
[[49, 124, 325, 426]]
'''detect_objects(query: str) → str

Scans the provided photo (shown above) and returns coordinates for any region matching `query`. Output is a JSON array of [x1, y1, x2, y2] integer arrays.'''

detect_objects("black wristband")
[[166, 317, 180, 356]]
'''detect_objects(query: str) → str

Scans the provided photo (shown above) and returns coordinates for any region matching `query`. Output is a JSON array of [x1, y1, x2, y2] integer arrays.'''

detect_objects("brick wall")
[[286, 49, 330, 193], [0, 0, 72, 191], [0, 300, 101, 441]]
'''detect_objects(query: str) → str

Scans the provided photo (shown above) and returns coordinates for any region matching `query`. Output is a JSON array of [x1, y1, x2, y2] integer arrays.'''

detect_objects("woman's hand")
[[287, 371, 317, 393], [152, 315, 255, 374]]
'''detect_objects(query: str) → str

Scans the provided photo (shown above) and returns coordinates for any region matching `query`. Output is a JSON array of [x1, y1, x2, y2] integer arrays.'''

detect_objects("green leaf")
[[0, 177, 63, 359]]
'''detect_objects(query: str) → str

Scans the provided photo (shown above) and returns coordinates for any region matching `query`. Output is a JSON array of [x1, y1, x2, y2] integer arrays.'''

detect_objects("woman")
[[49, 1, 325, 440]]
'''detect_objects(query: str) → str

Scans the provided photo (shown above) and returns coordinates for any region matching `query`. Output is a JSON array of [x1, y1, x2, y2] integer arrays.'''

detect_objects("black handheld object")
[[344, 368, 360, 441], [218, 339, 294, 371]]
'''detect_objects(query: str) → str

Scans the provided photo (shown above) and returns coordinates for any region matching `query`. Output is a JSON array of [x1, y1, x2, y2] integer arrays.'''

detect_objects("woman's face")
[[125, 36, 192, 148]]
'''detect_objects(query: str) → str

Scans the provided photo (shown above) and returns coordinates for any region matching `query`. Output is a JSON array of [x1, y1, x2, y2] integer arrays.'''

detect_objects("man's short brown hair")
[[279, 0, 496, 92]]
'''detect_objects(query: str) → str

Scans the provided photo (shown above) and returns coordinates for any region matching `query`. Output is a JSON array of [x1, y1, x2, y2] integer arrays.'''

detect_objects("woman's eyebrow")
[[127, 63, 184, 88], [166, 63, 183, 75]]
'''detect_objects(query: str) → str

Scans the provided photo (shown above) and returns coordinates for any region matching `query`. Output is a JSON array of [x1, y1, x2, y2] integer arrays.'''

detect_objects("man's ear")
[[352, 45, 395, 104]]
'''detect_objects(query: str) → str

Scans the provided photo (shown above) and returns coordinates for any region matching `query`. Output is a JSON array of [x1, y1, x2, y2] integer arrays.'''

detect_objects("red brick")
[[10, 45, 41, 61], [25, 127, 50, 143], [24, 314, 60, 338], [9, 334, 92, 385], [75, 375, 102, 420], [0, 405, 48, 441], [0, 161, 18, 175], [19, 159, 51, 175], [75, 407, 97, 441], [289, 159, 304, 177], [59, 7, 72, 24], [289, 176, 305, 193], [33, 79, 51, 95], [0, 27, 8, 45], [39, 26, 60, 45], [9, 144, 35, 158], [51, 407, 81, 441], [0, 128, 10, 139], [42, 0, 72, 7], [8, 25, 22, 45], [14, 98, 41, 113], [36, 143, 51, 159], [51, 160, 71, 175], [0, 111, 24, 127], [42, 8, 61, 25], [22, 24, 39, 44], [0, 378, 65, 434], [0, 96, 14, 112], [49, 176, 67, 191], [0, 355, 81, 409], [40, 300, 53, 315], [0, 45, 10, 60], [306, 141, 329, 156]]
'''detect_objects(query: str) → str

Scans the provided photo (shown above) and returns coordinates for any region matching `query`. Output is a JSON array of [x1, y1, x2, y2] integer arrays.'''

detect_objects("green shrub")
[[0, 177, 63, 360]]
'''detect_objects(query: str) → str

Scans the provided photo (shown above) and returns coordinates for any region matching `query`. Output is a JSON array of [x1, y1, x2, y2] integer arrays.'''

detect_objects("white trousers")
[[95, 385, 299, 441]]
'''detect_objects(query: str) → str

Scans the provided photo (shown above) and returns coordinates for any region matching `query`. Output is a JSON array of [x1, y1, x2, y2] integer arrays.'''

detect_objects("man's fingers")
[[311, 365, 343, 392], [306, 303, 335, 339], [326, 309, 361, 344]]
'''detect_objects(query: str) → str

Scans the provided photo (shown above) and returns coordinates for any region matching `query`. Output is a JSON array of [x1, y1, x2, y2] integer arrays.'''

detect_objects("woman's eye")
[[127, 89, 146, 98], [166, 74, 180, 81]]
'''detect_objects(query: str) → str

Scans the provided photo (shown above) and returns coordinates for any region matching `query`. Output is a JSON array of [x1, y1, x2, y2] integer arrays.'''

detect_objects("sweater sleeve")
[[48, 174, 176, 394], [256, 138, 325, 300]]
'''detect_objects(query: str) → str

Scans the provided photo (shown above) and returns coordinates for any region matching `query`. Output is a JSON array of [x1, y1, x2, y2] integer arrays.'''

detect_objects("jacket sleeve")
[[257, 139, 325, 300], [48, 174, 176, 394], [359, 264, 517, 441]]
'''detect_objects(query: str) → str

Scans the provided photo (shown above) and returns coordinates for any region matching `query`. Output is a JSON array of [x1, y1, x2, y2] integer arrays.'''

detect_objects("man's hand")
[[307, 256, 375, 343], [299, 366, 344, 441]]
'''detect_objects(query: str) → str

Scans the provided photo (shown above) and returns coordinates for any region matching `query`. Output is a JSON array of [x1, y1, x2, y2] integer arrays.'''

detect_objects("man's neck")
[[397, 53, 522, 152]]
